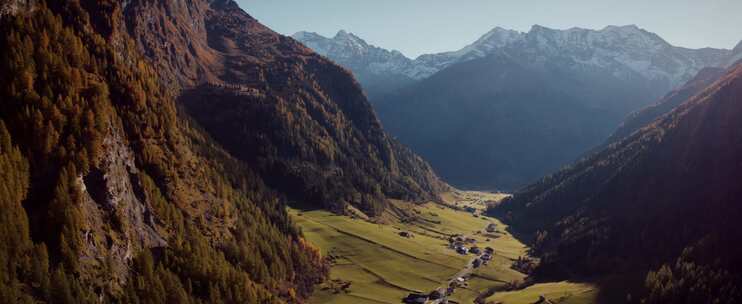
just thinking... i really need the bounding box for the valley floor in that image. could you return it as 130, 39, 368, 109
290, 191, 598, 304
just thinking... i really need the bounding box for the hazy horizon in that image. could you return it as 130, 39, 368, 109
238, 0, 742, 58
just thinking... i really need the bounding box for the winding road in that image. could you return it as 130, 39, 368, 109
425, 232, 485, 304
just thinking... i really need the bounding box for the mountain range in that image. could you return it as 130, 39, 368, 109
295, 26, 742, 190
292, 26, 524, 90
294, 25, 741, 99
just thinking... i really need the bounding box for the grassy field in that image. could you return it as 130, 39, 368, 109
292, 191, 597, 304
441, 190, 511, 214
485, 281, 598, 304
291, 208, 466, 303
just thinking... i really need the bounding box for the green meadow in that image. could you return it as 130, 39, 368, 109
486, 281, 598, 304
291, 192, 597, 304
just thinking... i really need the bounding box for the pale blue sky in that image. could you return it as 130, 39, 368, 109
237, 0, 742, 58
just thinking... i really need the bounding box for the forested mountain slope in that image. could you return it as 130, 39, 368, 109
125, 0, 445, 216
491, 63, 742, 303
0, 0, 444, 302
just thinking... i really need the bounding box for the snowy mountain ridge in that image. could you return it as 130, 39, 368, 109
292, 30, 417, 77
293, 25, 739, 91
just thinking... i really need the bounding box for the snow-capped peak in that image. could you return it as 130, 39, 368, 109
334, 30, 352, 39
450, 26, 524, 59
519, 24, 718, 85
525, 24, 669, 52
334, 30, 360, 43
291, 30, 417, 80
332, 30, 370, 52
408, 26, 525, 78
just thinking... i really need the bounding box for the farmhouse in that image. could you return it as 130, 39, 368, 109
399, 231, 413, 238
403, 293, 427, 304
428, 289, 443, 300
473, 258, 482, 268
450, 240, 465, 249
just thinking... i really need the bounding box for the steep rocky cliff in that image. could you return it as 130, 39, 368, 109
0, 0, 34, 17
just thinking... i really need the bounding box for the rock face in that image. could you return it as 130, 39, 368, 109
0, 0, 33, 17
77, 124, 167, 288
124, 0, 215, 88
492, 63, 742, 302
125, 0, 446, 216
